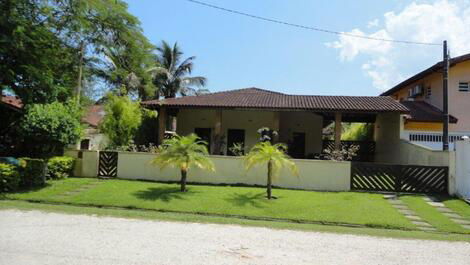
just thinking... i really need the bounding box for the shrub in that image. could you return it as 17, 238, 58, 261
20, 101, 83, 156
100, 94, 142, 148
0, 163, 21, 192
18, 158, 46, 188
47, 156, 75, 180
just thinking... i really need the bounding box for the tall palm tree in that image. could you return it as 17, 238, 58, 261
152, 134, 215, 192
149, 41, 208, 98
245, 142, 298, 199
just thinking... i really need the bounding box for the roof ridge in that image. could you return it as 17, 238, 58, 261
381, 52, 470, 96
204, 87, 285, 95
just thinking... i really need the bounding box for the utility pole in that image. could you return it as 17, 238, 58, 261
442, 40, 450, 151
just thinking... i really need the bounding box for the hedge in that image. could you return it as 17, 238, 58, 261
47, 156, 75, 179
0, 163, 21, 192
18, 158, 46, 188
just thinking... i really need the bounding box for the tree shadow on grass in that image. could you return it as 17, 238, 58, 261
132, 187, 199, 202
224, 192, 269, 208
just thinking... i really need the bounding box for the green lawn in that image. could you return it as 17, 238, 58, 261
400, 195, 470, 234
7, 178, 414, 230
443, 198, 470, 219
2, 200, 469, 242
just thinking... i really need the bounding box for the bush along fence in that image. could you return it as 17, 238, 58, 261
0, 156, 75, 193
65, 149, 455, 194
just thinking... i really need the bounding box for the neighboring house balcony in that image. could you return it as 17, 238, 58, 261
399, 100, 466, 150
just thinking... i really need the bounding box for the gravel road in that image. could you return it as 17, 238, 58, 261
1, 209, 469, 265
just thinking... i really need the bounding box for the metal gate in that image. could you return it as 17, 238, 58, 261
98, 151, 118, 178
351, 162, 448, 194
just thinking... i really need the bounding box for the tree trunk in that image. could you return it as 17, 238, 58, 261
76, 41, 85, 103
180, 169, 187, 192
267, 159, 273, 199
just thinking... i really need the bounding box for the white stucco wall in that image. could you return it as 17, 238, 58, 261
455, 139, 470, 199
176, 108, 323, 156
116, 152, 351, 191
64, 150, 99, 178
397, 140, 451, 167
374, 112, 402, 163
279, 111, 323, 155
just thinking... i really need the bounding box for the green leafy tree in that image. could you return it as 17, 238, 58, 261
245, 142, 298, 199
152, 134, 215, 192
100, 94, 142, 148
0, 0, 155, 104
150, 41, 208, 98
0, 0, 79, 104
20, 101, 83, 156
342, 123, 374, 141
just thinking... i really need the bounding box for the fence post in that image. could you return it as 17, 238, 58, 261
395, 165, 403, 193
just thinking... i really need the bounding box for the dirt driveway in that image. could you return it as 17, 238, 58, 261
1, 209, 469, 265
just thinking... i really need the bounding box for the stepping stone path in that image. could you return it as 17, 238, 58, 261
383, 194, 437, 232
55, 180, 104, 199
424, 195, 470, 230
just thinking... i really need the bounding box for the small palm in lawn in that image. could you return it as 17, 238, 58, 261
152, 134, 215, 192
245, 142, 298, 200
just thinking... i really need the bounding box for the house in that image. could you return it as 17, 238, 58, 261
142, 87, 408, 161
381, 53, 470, 150
77, 105, 108, 150
0, 94, 24, 156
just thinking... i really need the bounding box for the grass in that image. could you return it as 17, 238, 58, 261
443, 198, 470, 219
1, 200, 469, 242
6, 178, 414, 230
400, 195, 470, 234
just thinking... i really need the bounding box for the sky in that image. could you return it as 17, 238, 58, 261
125, 0, 470, 96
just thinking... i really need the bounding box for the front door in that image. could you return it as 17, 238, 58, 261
289, 132, 305, 159
227, 129, 245, 156
194, 128, 212, 153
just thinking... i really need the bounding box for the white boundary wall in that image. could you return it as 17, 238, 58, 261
455, 139, 470, 199
66, 150, 351, 191
397, 140, 451, 167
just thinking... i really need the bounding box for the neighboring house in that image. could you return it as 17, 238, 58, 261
1, 95, 24, 155
1, 95, 23, 128
143, 87, 408, 161
381, 53, 470, 150
77, 105, 108, 150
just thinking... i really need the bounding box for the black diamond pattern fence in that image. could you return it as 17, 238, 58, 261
351, 162, 448, 194
98, 151, 118, 178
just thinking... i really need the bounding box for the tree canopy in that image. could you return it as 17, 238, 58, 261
20, 101, 83, 156
0, 0, 156, 105
150, 41, 208, 98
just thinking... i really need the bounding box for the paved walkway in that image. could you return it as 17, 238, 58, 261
424, 195, 470, 230
1, 209, 470, 265
384, 194, 437, 231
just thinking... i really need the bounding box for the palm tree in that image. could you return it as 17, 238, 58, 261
152, 134, 215, 192
245, 142, 298, 199
149, 41, 208, 98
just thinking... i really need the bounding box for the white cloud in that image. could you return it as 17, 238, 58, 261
367, 19, 379, 28
328, 0, 470, 91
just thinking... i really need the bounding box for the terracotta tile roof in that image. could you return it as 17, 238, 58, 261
401, 101, 457, 123
1, 95, 23, 109
143, 88, 409, 113
381, 53, 470, 96
82, 105, 105, 127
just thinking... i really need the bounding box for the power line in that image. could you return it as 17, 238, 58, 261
182, 0, 442, 46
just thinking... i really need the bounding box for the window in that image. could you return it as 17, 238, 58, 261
459, 82, 469, 92
426, 86, 432, 99
80, 139, 90, 150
